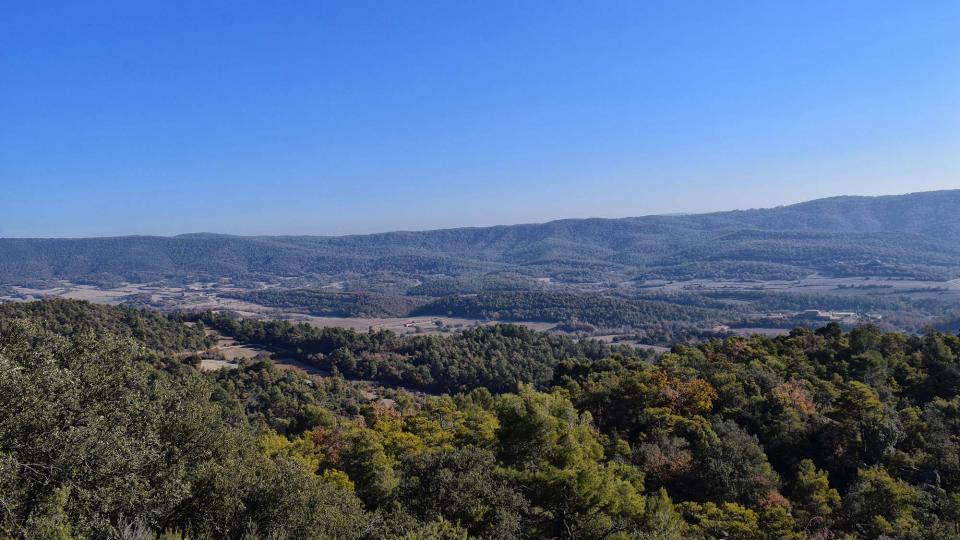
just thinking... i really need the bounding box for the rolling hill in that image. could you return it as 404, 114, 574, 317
2, 190, 959, 285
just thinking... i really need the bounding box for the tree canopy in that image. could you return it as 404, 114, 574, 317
4, 300, 960, 538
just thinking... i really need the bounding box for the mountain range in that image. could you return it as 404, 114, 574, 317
2, 189, 959, 286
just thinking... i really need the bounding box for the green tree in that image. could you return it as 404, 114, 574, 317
340, 426, 399, 506
495, 386, 646, 538
696, 420, 781, 506
400, 446, 526, 539
679, 502, 761, 540
636, 488, 685, 540
790, 459, 840, 531
843, 466, 920, 538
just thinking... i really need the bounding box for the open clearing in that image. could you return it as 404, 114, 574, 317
199, 359, 237, 371
191, 332, 331, 376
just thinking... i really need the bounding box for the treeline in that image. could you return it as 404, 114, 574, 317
631, 288, 960, 334
223, 288, 426, 318
198, 311, 646, 393
227, 289, 728, 344
0, 299, 212, 352
698, 289, 955, 317
413, 291, 726, 343
406, 274, 539, 296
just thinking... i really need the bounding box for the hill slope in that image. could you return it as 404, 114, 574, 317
2, 190, 959, 284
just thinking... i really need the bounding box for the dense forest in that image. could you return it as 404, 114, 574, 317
406, 275, 539, 296
634, 290, 960, 334
223, 289, 426, 318
0, 299, 212, 352
414, 291, 711, 326
413, 291, 728, 343
4, 300, 960, 538
197, 311, 646, 393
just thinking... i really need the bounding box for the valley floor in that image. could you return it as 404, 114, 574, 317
4, 274, 960, 346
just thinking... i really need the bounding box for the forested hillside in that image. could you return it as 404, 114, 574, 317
2, 190, 960, 285
223, 289, 427, 318
4, 300, 960, 538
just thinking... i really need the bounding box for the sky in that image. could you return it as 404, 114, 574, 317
1, 1, 958, 237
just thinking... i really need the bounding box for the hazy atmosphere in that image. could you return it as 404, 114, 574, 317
2, 1, 957, 237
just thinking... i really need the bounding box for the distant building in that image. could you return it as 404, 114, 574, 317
801, 310, 860, 322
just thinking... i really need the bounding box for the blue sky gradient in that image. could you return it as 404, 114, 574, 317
1, 1, 957, 237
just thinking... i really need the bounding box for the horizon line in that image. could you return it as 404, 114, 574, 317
1, 188, 955, 241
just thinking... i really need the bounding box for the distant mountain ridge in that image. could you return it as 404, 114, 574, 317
2, 190, 959, 285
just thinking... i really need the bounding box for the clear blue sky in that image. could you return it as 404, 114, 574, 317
1, 1, 957, 237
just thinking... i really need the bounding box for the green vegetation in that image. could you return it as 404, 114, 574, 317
637, 289, 960, 334
210, 358, 369, 434
0, 320, 368, 539
225, 289, 734, 344
0, 299, 211, 352
5, 191, 960, 344
223, 288, 427, 318
407, 275, 539, 296
224, 287, 960, 344
199, 311, 647, 393
4, 299, 960, 538
414, 291, 726, 343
